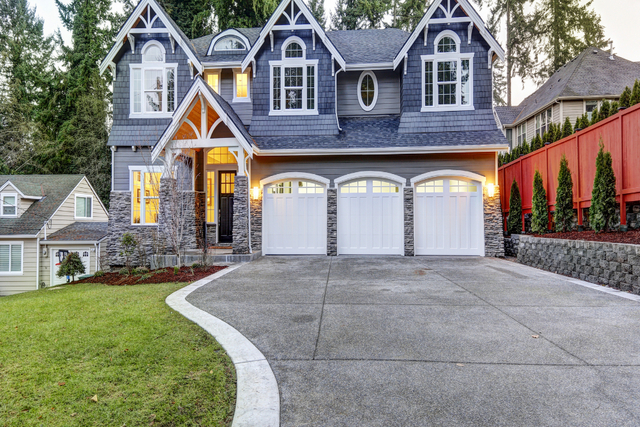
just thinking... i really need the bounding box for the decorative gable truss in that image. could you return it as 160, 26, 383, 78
241, 0, 346, 74
99, 0, 203, 79
392, 0, 505, 72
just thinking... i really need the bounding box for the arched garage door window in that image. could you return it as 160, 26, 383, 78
262, 179, 327, 255
414, 177, 484, 255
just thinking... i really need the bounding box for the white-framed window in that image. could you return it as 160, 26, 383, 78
0, 242, 23, 275
421, 31, 474, 112
1, 193, 17, 217
358, 71, 378, 111
517, 122, 527, 145
269, 36, 318, 116
233, 68, 250, 102
130, 41, 178, 118
585, 100, 599, 120
206, 70, 220, 94
506, 128, 513, 147
75, 194, 93, 219
214, 36, 246, 51
130, 166, 163, 225
536, 107, 553, 136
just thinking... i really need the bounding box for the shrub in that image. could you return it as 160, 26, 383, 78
531, 134, 542, 151
137, 273, 153, 281
56, 252, 86, 282
119, 233, 137, 272
589, 141, 617, 232
610, 100, 619, 112
619, 86, 632, 108
191, 262, 202, 269
133, 267, 149, 275
507, 179, 522, 235
555, 155, 574, 233
599, 99, 611, 120
553, 123, 563, 142
173, 266, 180, 275
562, 117, 573, 138
531, 170, 549, 234
94, 270, 105, 278
630, 79, 640, 106
590, 107, 600, 125
520, 138, 530, 155
119, 267, 130, 276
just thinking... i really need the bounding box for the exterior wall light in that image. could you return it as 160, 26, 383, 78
251, 187, 261, 200
487, 183, 496, 198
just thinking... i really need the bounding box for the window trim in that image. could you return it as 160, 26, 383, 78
421, 50, 474, 112
74, 194, 94, 219
1, 193, 18, 217
232, 68, 251, 103
434, 30, 462, 53
129, 166, 163, 226
584, 100, 600, 120
357, 71, 378, 112
214, 36, 246, 51
281, 36, 307, 58
0, 241, 23, 275
206, 70, 221, 94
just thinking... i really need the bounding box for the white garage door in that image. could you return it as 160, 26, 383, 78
263, 180, 327, 255
338, 179, 403, 255
414, 178, 484, 255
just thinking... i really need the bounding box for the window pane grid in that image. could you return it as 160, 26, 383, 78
2, 196, 16, 216
0, 244, 22, 272
220, 173, 235, 194
437, 61, 457, 105
285, 42, 303, 58
372, 180, 399, 193
207, 147, 235, 164
424, 61, 433, 106
132, 171, 160, 224
267, 182, 292, 194
416, 180, 444, 193
461, 59, 470, 105
437, 37, 457, 53
284, 67, 303, 110
235, 72, 248, 98
207, 172, 215, 223
340, 180, 367, 193
273, 67, 281, 110
307, 66, 315, 110
298, 181, 324, 194
449, 180, 477, 193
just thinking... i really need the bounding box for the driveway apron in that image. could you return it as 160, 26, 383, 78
187, 256, 640, 426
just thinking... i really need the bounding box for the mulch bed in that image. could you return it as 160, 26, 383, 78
74, 265, 227, 286
532, 229, 640, 245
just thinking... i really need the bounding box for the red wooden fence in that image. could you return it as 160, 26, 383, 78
498, 102, 640, 231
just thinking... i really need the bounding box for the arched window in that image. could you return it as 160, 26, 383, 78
215, 36, 246, 51
131, 41, 177, 116
358, 71, 378, 111
270, 37, 317, 114
421, 31, 473, 110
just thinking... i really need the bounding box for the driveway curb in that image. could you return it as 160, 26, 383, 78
166, 264, 280, 427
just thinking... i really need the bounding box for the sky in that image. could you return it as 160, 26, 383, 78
37, 0, 640, 105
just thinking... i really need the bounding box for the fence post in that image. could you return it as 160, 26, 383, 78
619, 115, 627, 230
575, 133, 583, 229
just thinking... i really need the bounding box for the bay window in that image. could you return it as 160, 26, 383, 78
130, 41, 177, 117
422, 31, 474, 111
270, 37, 318, 115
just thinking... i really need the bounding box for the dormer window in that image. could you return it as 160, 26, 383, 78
421, 31, 474, 111
215, 36, 246, 51
270, 37, 318, 115
1, 194, 17, 217
130, 41, 178, 118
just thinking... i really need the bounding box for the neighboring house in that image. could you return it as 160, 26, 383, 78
100, 0, 509, 262
495, 47, 640, 149
0, 175, 108, 296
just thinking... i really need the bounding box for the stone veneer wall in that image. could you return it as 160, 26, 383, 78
158, 178, 198, 252
484, 186, 505, 257
504, 234, 520, 257
517, 235, 640, 293
404, 188, 414, 256
327, 188, 337, 256
250, 195, 262, 252
232, 176, 250, 254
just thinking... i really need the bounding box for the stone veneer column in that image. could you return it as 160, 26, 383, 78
404, 187, 414, 256
327, 188, 337, 256
250, 193, 263, 252
232, 176, 250, 254
484, 185, 505, 257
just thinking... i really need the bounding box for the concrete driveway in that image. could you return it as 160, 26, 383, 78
187, 256, 640, 426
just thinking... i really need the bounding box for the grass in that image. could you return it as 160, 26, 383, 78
0, 282, 236, 426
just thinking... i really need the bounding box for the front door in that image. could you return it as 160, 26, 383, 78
218, 171, 236, 243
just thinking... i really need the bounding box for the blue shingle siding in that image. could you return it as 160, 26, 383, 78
399, 110, 500, 134
109, 33, 193, 147
249, 28, 338, 136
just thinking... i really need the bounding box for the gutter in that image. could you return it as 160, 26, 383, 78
40, 239, 106, 245
253, 144, 509, 156
510, 94, 619, 128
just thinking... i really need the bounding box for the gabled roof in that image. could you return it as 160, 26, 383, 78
191, 28, 262, 63
43, 222, 108, 243
99, 0, 203, 76
0, 175, 85, 236
494, 106, 523, 128
241, 0, 346, 72
393, 0, 505, 70
151, 76, 255, 161
504, 47, 640, 126
327, 28, 410, 67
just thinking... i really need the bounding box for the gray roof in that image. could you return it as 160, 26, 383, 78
253, 115, 508, 150
327, 28, 411, 64
0, 175, 85, 236
505, 47, 640, 125
44, 222, 108, 242
191, 28, 262, 61
494, 106, 523, 127
108, 121, 171, 147
399, 110, 500, 134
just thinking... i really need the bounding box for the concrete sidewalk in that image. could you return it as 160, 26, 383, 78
187, 256, 640, 426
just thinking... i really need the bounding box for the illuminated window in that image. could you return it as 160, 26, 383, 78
416, 180, 444, 193
132, 170, 161, 224
340, 180, 367, 193
207, 72, 220, 93
372, 180, 399, 193
206, 171, 215, 223
220, 173, 235, 194
449, 180, 478, 193
234, 70, 249, 101
267, 182, 292, 194
207, 147, 235, 164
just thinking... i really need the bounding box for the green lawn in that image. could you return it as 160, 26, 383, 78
0, 282, 236, 426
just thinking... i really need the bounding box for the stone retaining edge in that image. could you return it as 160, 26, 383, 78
165, 264, 280, 427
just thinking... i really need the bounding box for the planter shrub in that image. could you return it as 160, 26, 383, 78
589, 142, 617, 232
507, 179, 523, 235
531, 170, 548, 234
555, 155, 574, 232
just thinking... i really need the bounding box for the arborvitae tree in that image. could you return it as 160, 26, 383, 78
553, 122, 563, 141
589, 142, 617, 232
507, 179, 523, 235
574, 116, 581, 132
562, 117, 574, 137
610, 100, 619, 112
599, 99, 611, 120
619, 86, 632, 108
630, 79, 640, 106
531, 170, 549, 234
555, 155, 574, 232
521, 138, 530, 155
580, 113, 590, 130
211, 0, 278, 30
308, 0, 326, 28
590, 106, 600, 125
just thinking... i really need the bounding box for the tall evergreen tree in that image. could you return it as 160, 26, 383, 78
308, 0, 326, 28
561, 118, 573, 138
331, 0, 390, 29
331, 0, 360, 29
589, 142, 617, 232
157, 0, 214, 38
393, 0, 424, 31
507, 179, 523, 235
211, 0, 278, 30
531, 170, 548, 234
555, 155, 574, 232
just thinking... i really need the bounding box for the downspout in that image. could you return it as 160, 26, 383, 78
334, 65, 344, 131
94, 242, 100, 271
36, 235, 40, 290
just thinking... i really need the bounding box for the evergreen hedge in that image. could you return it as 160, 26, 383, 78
507, 179, 523, 235
562, 117, 573, 138
555, 155, 574, 232
531, 170, 548, 234
631, 79, 640, 106
620, 86, 632, 108
589, 142, 617, 232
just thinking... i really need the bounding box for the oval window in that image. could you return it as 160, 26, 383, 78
358, 71, 378, 111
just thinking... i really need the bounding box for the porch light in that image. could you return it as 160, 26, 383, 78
487, 183, 496, 198
251, 187, 261, 200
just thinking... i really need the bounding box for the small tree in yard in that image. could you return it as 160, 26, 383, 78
120, 232, 137, 272
589, 142, 617, 232
562, 117, 573, 138
507, 179, 523, 235
57, 252, 85, 282
531, 170, 548, 234
555, 155, 574, 233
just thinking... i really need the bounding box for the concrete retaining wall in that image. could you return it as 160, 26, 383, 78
517, 235, 640, 294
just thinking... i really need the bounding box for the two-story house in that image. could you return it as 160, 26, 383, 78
495, 46, 640, 149
100, 0, 509, 263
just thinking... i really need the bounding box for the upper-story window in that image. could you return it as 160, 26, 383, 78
270, 37, 318, 116
358, 71, 378, 111
233, 69, 250, 102
421, 31, 474, 112
75, 194, 93, 219
585, 100, 598, 120
215, 36, 246, 51
130, 41, 178, 118
536, 108, 553, 136
517, 122, 527, 145
207, 71, 220, 93
1, 193, 17, 217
